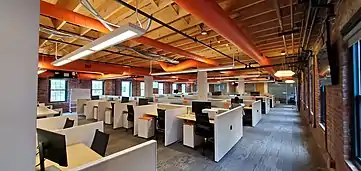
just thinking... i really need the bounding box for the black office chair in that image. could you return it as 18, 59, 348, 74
125, 105, 134, 132
155, 109, 166, 141
91, 129, 109, 157
63, 118, 75, 129
54, 112, 61, 117
37, 116, 47, 119
195, 112, 214, 156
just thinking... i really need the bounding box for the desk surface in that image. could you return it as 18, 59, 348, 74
37, 107, 59, 117
176, 114, 214, 124
244, 106, 252, 110
36, 143, 102, 171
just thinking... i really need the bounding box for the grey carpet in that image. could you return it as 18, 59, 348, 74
79, 105, 325, 171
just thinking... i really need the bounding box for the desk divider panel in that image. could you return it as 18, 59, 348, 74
113, 102, 127, 129
37, 115, 78, 131
164, 107, 187, 146
55, 121, 104, 147
85, 100, 102, 120
252, 101, 262, 126
73, 140, 157, 171
214, 106, 243, 162
134, 105, 157, 135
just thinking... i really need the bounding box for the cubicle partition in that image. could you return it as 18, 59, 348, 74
164, 107, 187, 146
251, 100, 262, 126
73, 140, 157, 171
113, 102, 134, 129
84, 100, 103, 120
77, 99, 90, 115
214, 106, 243, 162
134, 104, 157, 135
55, 121, 104, 147
37, 114, 78, 131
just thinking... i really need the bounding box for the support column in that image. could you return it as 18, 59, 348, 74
197, 71, 208, 100
144, 76, 153, 97
0, 0, 39, 170
226, 83, 232, 93
237, 78, 245, 95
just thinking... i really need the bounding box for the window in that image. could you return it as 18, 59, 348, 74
172, 83, 177, 93
352, 40, 361, 163
122, 81, 132, 97
140, 82, 145, 96
153, 82, 158, 88
215, 84, 221, 91
181, 84, 186, 93
159, 83, 164, 95
91, 80, 104, 96
49, 79, 67, 102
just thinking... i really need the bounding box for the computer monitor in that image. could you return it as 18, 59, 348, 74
192, 101, 211, 114
138, 98, 149, 106
121, 97, 129, 103
173, 90, 179, 94
91, 96, 100, 100
37, 128, 68, 171
146, 97, 154, 102
250, 91, 260, 96
212, 91, 222, 96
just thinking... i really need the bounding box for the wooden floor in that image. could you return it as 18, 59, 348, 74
80, 105, 326, 171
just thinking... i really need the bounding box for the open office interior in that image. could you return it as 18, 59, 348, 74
1, 0, 361, 170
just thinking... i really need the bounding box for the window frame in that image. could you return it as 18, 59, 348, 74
140, 82, 145, 96
49, 79, 68, 103
352, 40, 361, 164
181, 84, 186, 93
91, 80, 104, 97
121, 81, 132, 97
158, 82, 164, 95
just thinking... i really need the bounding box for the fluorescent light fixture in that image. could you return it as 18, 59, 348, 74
285, 80, 295, 83
90, 30, 137, 51
68, 50, 94, 61
280, 51, 286, 55
53, 59, 71, 66
98, 75, 130, 80
201, 31, 208, 35
52, 23, 145, 66
37, 69, 47, 74
274, 70, 295, 77
151, 65, 242, 76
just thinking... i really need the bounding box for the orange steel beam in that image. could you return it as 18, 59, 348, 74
174, 0, 276, 77
40, 1, 217, 72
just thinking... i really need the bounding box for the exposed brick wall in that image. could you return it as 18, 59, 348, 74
186, 83, 192, 92
38, 78, 92, 112
115, 79, 122, 96
132, 80, 140, 96
164, 82, 171, 94
209, 84, 215, 92
298, 1, 361, 170
104, 80, 115, 95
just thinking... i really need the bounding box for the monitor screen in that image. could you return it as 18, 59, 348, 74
250, 91, 260, 96
37, 128, 68, 168
91, 96, 100, 100
173, 90, 179, 94
138, 98, 149, 106
192, 101, 211, 114
121, 97, 129, 103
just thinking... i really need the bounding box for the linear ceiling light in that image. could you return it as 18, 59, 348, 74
151, 65, 243, 76
285, 80, 295, 83
52, 23, 145, 66
37, 69, 47, 74
274, 70, 295, 77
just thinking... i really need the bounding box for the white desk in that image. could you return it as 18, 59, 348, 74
36, 143, 102, 171
176, 113, 215, 124
37, 106, 59, 118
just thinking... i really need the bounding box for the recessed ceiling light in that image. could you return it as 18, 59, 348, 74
280, 51, 286, 55
285, 80, 295, 83
201, 31, 208, 35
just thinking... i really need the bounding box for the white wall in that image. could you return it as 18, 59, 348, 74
0, 0, 39, 170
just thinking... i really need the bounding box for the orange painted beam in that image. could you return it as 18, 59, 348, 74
38, 56, 150, 76
40, 1, 218, 72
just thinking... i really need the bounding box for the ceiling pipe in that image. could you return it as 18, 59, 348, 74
274, 0, 288, 55
114, 0, 246, 65
40, 1, 217, 71
38, 55, 151, 76
174, 0, 276, 77
290, 0, 294, 55
301, 0, 312, 49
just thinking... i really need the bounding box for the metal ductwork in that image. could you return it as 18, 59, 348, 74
174, 0, 276, 77
158, 60, 210, 72
40, 1, 217, 71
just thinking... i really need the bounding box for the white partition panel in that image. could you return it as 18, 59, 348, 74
164, 107, 187, 146
77, 99, 90, 115
98, 101, 111, 121
55, 121, 104, 147
134, 105, 157, 135
72, 140, 157, 171
252, 101, 262, 127
37, 115, 78, 131
214, 106, 243, 162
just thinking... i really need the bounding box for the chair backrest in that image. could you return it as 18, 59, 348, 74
194, 113, 213, 138
63, 118, 75, 129
91, 129, 109, 157
157, 109, 166, 129
127, 105, 134, 122
256, 98, 263, 102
